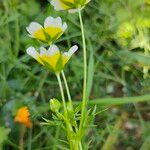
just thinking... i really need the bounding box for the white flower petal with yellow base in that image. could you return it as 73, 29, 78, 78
63, 45, 78, 65
48, 44, 60, 55
50, 0, 91, 12
26, 47, 43, 65
44, 16, 67, 42
26, 22, 45, 41
40, 45, 60, 70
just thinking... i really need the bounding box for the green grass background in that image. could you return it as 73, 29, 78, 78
0, 0, 150, 149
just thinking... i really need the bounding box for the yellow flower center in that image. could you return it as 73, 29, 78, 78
44, 27, 63, 40
40, 52, 60, 70
33, 27, 63, 42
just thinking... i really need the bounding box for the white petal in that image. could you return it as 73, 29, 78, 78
62, 22, 67, 31
44, 16, 64, 29
47, 44, 59, 55
44, 16, 55, 27
63, 45, 78, 57
26, 47, 39, 59
55, 17, 62, 27
68, 45, 78, 55
26, 22, 43, 35
40, 47, 48, 55
50, 0, 63, 11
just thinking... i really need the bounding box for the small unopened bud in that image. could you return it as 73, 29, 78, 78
50, 98, 61, 112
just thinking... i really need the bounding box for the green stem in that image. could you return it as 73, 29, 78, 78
78, 9, 87, 133
27, 128, 32, 150
143, 47, 149, 79
79, 142, 83, 150
56, 74, 74, 148
56, 74, 67, 116
61, 71, 72, 104
19, 125, 26, 150
61, 71, 79, 134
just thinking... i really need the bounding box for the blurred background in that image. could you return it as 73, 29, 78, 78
0, 0, 150, 149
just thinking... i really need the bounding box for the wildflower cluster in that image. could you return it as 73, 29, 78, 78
24, 0, 92, 149
26, 16, 78, 74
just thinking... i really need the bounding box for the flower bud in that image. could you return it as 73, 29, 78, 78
50, 98, 61, 112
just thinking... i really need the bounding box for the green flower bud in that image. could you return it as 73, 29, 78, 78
50, 98, 61, 112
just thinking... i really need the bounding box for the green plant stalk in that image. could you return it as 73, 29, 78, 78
27, 128, 32, 150
56, 74, 80, 149
143, 47, 149, 79
19, 125, 26, 150
61, 71, 72, 106
61, 70, 81, 142
56, 74, 67, 115
78, 9, 87, 135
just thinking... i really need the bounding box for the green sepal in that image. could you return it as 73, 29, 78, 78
51, 32, 63, 44
41, 59, 55, 73
74, 0, 81, 6
55, 54, 63, 73
41, 117, 56, 126
60, 0, 76, 8
43, 30, 52, 43
80, 0, 87, 5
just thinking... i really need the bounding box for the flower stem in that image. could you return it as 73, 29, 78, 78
78, 9, 87, 133
143, 47, 149, 79
56, 74, 76, 149
61, 71, 72, 105
56, 74, 67, 116
19, 125, 26, 150
61, 70, 79, 134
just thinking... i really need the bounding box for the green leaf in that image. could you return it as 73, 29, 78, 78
41, 117, 56, 126
0, 127, 10, 149
118, 50, 150, 66
87, 94, 150, 106
87, 46, 95, 100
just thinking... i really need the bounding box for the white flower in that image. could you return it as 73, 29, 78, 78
50, 0, 91, 13
26, 16, 67, 43
26, 45, 78, 73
